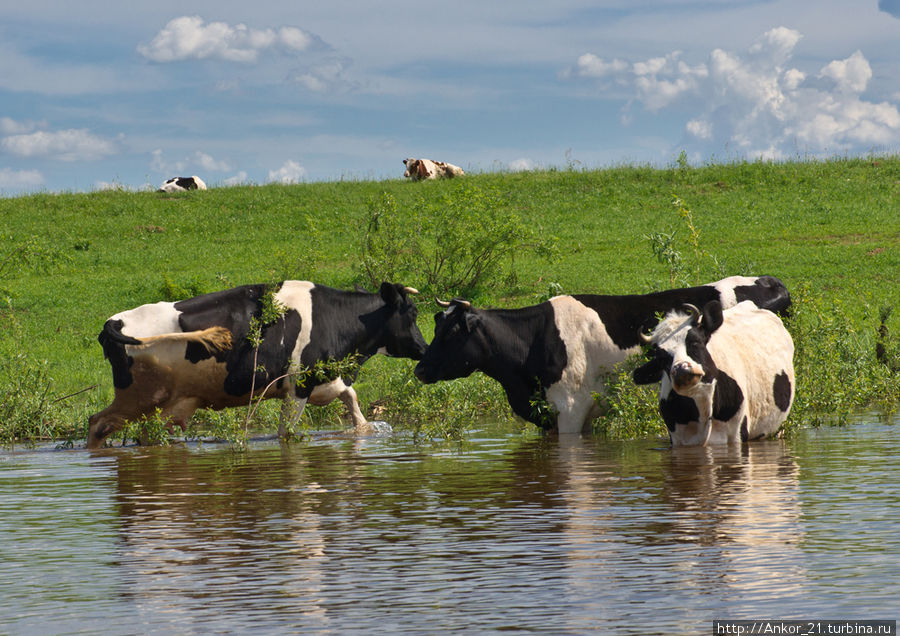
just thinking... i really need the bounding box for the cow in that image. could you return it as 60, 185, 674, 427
632, 300, 795, 446
158, 176, 207, 192
413, 276, 791, 434
87, 281, 427, 449
402, 158, 465, 181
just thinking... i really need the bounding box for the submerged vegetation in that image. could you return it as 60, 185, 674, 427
3, 156, 900, 446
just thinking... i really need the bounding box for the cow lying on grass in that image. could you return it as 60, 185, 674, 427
413, 276, 791, 434
88, 281, 427, 448
158, 176, 207, 192
402, 158, 465, 180
633, 300, 795, 446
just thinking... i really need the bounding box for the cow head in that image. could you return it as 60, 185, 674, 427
413, 299, 485, 383
402, 158, 415, 178
712, 275, 791, 315
634, 301, 724, 393
402, 158, 431, 180
373, 282, 428, 360
633, 301, 727, 444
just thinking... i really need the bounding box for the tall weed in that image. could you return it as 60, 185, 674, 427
784, 282, 900, 427
359, 185, 557, 299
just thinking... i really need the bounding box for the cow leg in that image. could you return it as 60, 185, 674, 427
338, 385, 369, 433
555, 395, 597, 435
154, 399, 201, 441
307, 378, 368, 432
87, 411, 126, 449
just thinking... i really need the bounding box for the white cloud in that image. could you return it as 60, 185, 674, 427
566, 27, 900, 158
508, 158, 535, 172
567, 53, 629, 79
223, 171, 249, 186
634, 53, 708, 111
0, 167, 44, 189
95, 180, 130, 192
290, 58, 354, 93
686, 119, 713, 140
195, 151, 231, 172
819, 50, 871, 93
151, 149, 231, 174
747, 26, 803, 67
1, 129, 118, 161
0, 117, 46, 135
564, 51, 707, 111
138, 16, 317, 63
267, 160, 306, 184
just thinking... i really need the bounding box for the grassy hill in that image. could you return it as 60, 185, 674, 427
3, 156, 900, 444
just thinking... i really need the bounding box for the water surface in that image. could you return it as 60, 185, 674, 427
1, 420, 898, 634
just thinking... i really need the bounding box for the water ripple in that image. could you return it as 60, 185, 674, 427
1, 422, 898, 634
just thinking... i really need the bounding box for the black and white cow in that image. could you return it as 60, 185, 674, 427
88, 281, 427, 448
158, 176, 207, 192
632, 300, 795, 446
413, 276, 790, 434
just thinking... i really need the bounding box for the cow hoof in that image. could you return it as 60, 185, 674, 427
354, 420, 393, 436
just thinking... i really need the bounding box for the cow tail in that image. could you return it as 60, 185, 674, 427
134, 326, 233, 354
98, 319, 142, 348
98, 320, 141, 389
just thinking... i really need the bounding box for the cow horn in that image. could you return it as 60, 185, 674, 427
435, 298, 451, 308
403, 286, 419, 295
638, 327, 653, 344
682, 303, 701, 324
457, 299, 471, 309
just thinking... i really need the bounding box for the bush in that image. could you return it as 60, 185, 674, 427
591, 356, 667, 440
0, 351, 60, 445
357, 359, 514, 441
784, 283, 900, 428
359, 185, 557, 299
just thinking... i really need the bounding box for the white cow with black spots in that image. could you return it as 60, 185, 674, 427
414, 276, 792, 435
158, 176, 207, 192
633, 300, 795, 446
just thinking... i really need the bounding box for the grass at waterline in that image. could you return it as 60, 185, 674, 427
3, 156, 900, 446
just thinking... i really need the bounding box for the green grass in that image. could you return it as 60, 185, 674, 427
3, 156, 900, 445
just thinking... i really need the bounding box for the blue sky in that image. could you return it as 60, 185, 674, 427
2, 0, 900, 195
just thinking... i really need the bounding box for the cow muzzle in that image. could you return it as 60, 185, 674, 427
671, 361, 703, 392
413, 362, 433, 384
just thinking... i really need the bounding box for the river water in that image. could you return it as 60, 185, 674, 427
1, 419, 898, 635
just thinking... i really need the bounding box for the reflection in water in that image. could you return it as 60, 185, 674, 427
1, 422, 898, 634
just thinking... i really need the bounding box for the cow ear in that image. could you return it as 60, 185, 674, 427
379, 282, 401, 305
633, 359, 663, 385
403, 158, 408, 165
701, 301, 724, 335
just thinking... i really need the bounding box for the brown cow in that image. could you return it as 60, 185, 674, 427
88, 281, 427, 448
402, 158, 464, 180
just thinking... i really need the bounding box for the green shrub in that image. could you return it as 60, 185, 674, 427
0, 351, 60, 445
592, 357, 667, 440
357, 360, 514, 441
784, 283, 900, 428
359, 184, 557, 299
159, 274, 208, 301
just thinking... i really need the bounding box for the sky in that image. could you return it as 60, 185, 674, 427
2, 0, 900, 195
